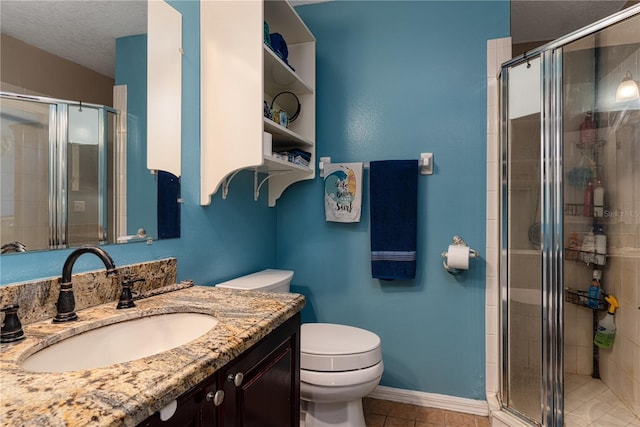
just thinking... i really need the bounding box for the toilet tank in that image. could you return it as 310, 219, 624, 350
215, 269, 294, 293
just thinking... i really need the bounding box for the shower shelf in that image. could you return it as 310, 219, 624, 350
564, 203, 608, 217
564, 203, 587, 216
565, 248, 607, 265
565, 288, 606, 311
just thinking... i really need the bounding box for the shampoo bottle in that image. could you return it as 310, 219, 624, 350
580, 111, 596, 146
588, 269, 602, 309
594, 224, 607, 265
594, 295, 619, 349
583, 178, 594, 217
593, 176, 604, 217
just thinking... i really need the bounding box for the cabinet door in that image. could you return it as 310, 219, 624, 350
139, 373, 219, 427
220, 314, 300, 427
200, 0, 264, 205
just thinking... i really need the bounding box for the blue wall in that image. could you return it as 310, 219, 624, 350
0, 0, 277, 287
280, 1, 509, 399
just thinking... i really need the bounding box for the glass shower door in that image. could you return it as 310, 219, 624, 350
0, 97, 53, 252
561, 11, 640, 426
500, 6, 640, 427
501, 57, 544, 425
1, 94, 120, 251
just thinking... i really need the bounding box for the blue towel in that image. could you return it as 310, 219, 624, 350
157, 171, 181, 239
369, 160, 418, 280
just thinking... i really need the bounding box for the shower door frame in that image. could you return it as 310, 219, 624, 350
0, 92, 120, 249
499, 4, 640, 426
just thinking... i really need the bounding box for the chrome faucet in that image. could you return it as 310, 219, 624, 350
53, 245, 118, 323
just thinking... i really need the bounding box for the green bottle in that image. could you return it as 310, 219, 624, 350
594, 295, 619, 349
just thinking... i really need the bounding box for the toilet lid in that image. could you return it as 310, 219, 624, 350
301, 323, 382, 372
215, 269, 293, 291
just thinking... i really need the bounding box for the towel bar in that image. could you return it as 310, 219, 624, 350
318, 153, 433, 177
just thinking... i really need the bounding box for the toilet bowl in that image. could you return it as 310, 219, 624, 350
216, 269, 384, 427
300, 323, 383, 427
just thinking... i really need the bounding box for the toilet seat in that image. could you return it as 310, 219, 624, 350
301, 323, 382, 372
301, 361, 384, 387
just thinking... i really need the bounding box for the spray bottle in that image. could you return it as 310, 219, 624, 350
594, 294, 619, 349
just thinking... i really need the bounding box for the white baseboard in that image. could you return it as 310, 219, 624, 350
368, 385, 490, 416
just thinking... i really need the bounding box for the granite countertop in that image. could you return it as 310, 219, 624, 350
0, 286, 305, 426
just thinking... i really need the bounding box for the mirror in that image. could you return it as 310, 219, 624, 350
0, 0, 181, 254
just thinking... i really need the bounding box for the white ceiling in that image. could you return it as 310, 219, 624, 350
0, 0, 632, 79
0, 0, 146, 78
511, 0, 628, 44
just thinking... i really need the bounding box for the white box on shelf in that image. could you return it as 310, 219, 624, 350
263, 132, 273, 156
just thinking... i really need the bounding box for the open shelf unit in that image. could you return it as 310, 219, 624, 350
200, 0, 315, 206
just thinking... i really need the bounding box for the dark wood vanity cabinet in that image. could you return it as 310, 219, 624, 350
219, 313, 300, 427
140, 313, 300, 427
139, 374, 218, 427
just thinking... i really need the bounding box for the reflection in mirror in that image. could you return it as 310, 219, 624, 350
1, 93, 120, 251
0, 0, 181, 254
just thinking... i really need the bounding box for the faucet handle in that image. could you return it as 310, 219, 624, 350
116, 276, 145, 309
1, 304, 25, 343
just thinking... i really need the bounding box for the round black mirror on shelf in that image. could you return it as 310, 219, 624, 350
271, 91, 300, 123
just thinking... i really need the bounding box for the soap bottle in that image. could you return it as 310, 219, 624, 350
593, 176, 604, 217
583, 178, 594, 217
594, 224, 607, 265
587, 269, 602, 309
580, 111, 596, 146
594, 294, 619, 349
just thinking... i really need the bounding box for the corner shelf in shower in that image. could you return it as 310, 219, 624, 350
565, 248, 607, 266
565, 288, 607, 311
564, 204, 609, 218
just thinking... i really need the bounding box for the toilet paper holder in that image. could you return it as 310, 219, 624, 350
441, 235, 479, 275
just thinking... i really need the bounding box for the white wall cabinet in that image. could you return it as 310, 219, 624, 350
147, 0, 182, 178
200, 0, 315, 206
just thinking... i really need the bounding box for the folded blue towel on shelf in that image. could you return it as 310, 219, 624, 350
369, 160, 418, 280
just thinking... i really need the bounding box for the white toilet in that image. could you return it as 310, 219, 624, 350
216, 269, 384, 427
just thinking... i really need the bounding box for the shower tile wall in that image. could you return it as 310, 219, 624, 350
601, 256, 640, 418
597, 114, 640, 418
486, 37, 512, 402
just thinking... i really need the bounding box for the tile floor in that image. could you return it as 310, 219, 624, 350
362, 397, 490, 427
302, 377, 640, 427
564, 374, 640, 427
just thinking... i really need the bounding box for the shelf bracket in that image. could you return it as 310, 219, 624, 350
254, 168, 287, 202
222, 170, 243, 200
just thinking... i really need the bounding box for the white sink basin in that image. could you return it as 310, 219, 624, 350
21, 312, 219, 373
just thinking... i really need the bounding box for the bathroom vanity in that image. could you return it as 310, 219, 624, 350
140, 313, 300, 426
0, 285, 304, 426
